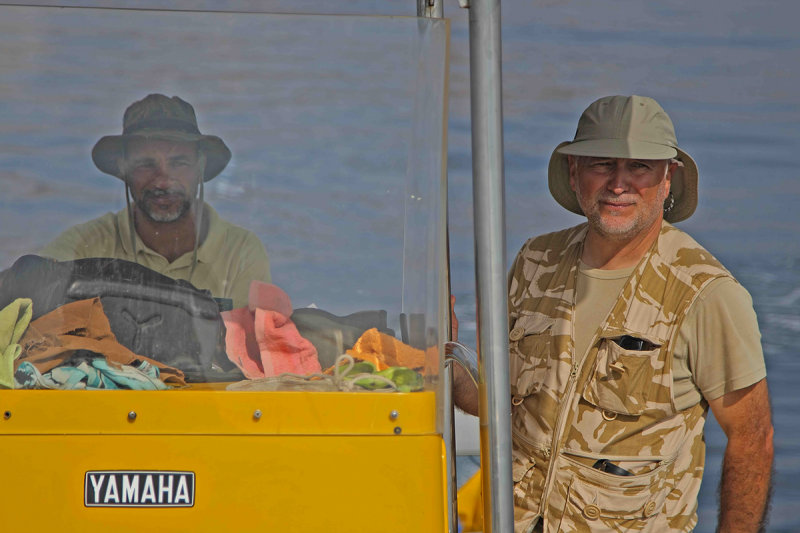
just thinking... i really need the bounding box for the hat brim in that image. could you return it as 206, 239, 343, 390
92, 131, 231, 182
548, 141, 698, 223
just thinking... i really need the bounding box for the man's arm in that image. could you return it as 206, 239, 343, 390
708, 378, 774, 533
452, 362, 479, 416
449, 295, 479, 416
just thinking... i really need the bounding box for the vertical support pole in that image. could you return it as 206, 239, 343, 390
468, 0, 513, 532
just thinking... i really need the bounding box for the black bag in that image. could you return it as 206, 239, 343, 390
291, 307, 395, 370
0, 255, 239, 381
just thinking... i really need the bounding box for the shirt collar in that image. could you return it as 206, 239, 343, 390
116, 203, 219, 265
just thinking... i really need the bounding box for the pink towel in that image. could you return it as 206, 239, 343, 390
248, 280, 293, 317
222, 282, 321, 379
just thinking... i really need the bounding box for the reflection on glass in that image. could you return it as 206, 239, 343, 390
0, 6, 448, 391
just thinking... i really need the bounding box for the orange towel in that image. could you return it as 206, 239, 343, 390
222, 282, 321, 379
346, 328, 426, 371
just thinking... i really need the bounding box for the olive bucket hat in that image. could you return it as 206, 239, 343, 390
92, 94, 231, 182
548, 95, 698, 222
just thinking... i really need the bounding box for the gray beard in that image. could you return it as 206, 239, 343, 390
137, 188, 192, 223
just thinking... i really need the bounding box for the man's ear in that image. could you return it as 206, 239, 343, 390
665, 159, 678, 195
196, 151, 207, 180
116, 157, 128, 179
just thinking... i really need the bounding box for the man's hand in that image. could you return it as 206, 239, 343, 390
449, 295, 478, 416
709, 378, 774, 533
449, 294, 459, 342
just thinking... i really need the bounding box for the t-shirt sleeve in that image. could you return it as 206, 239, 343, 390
681, 277, 766, 402
36, 213, 118, 261
38, 226, 93, 260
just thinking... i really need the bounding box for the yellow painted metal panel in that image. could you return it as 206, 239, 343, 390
0, 389, 436, 436
0, 434, 446, 532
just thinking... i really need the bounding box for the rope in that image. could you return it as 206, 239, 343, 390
125, 183, 139, 263
279, 354, 398, 392
188, 178, 203, 282
227, 354, 398, 392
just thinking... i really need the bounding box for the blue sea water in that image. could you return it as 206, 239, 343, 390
1, 1, 798, 531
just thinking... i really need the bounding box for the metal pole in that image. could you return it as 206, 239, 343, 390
468, 0, 513, 532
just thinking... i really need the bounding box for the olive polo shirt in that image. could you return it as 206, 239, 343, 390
38, 203, 270, 309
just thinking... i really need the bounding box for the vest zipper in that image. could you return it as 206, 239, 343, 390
538, 299, 602, 520
539, 358, 582, 516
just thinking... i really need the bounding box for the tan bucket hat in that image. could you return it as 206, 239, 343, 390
548, 95, 698, 222
92, 94, 231, 182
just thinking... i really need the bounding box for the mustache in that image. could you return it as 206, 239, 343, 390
140, 188, 188, 200
598, 194, 637, 204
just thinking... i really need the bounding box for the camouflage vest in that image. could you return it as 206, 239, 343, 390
508, 222, 733, 533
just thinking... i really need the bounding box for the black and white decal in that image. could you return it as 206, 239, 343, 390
84, 471, 195, 507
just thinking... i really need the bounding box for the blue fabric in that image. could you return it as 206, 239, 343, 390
15, 357, 167, 390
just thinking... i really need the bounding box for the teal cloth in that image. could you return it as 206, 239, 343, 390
15, 357, 167, 391
0, 298, 33, 389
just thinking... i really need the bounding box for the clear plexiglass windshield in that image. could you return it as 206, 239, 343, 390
0, 5, 449, 392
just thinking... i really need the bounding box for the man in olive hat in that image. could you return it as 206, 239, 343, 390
39, 94, 270, 309
454, 95, 772, 532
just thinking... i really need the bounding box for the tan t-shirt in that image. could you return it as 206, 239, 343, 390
575, 260, 766, 410
38, 204, 270, 309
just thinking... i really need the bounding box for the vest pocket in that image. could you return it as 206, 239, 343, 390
554, 455, 669, 533
583, 336, 672, 417
509, 315, 554, 400
512, 447, 537, 503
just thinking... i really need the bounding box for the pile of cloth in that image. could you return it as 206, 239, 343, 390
1, 297, 184, 390
222, 281, 426, 392
1, 271, 429, 393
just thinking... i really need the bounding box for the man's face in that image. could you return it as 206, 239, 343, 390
569, 156, 676, 241
123, 138, 203, 223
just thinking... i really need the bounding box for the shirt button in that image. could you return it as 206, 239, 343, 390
643, 500, 657, 517
509, 327, 524, 341
583, 504, 601, 520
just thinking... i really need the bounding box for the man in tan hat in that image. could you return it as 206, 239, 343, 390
454, 95, 772, 532
39, 94, 270, 309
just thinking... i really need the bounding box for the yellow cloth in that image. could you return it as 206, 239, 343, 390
0, 298, 33, 388
457, 468, 483, 533
38, 203, 270, 309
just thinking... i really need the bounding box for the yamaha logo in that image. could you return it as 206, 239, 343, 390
84, 471, 195, 507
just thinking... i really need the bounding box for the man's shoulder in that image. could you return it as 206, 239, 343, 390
203, 205, 268, 263
516, 223, 587, 260
508, 224, 586, 287
209, 209, 262, 245
657, 223, 735, 284
65, 211, 121, 233
38, 210, 122, 260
